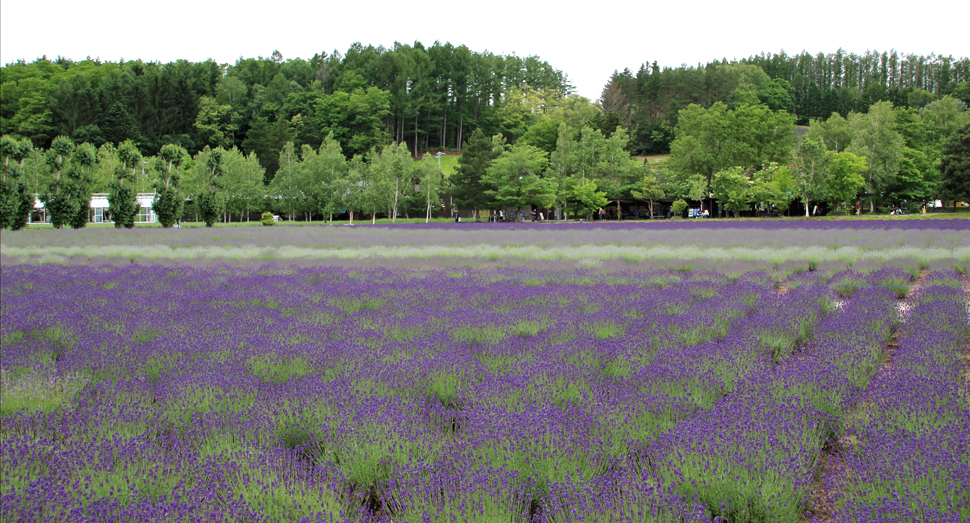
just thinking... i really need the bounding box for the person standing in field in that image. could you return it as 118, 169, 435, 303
856, 200, 861, 216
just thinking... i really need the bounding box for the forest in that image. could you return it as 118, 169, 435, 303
605, 49, 970, 154
1, 44, 969, 228
0, 43, 570, 169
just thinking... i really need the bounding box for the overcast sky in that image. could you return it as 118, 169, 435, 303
2, 0, 967, 101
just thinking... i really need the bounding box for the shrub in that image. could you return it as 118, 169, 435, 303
261, 212, 275, 226
197, 192, 222, 227
671, 199, 687, 216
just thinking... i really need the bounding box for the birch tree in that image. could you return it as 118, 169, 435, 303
847, 101, 905, 212
793, 137, 831, 216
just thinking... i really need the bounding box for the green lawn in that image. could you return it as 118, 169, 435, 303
436, 152, 461, 176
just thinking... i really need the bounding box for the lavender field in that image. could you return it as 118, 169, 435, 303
1, 221, 969, 523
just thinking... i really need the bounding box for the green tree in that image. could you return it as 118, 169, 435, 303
1, 66, 60, 144
907, 89, 937, 109
451, 129, 502, 217
792, 137, 831, 217
670, 199, 687, 217
750, 164, 786, 217
495, 87, 563, 142
215, 76, 247, 147
72, 125, 105, 148
594, 127, 643, 211
805, 113, 852, 153
268, 141, 302, 221
938, 122, 970, 206
0, 136, 34, 230
483, 143, 552, 216
152, 144, 187, 227
573, 126, 603, 183
687, 174, 709, 212
950, 82, 970, 106
667, 102, 794, 187
415, 154, 443, 222
91, 143, 118, 192
67, 143, 96, 228
711, 166, 751, 218
108, 140, 141, 228
341, 155, 368, 225
757, 78, 795, 114
194, 96, 233, 149
42, 136, 77, 229
920, 95, 969, 148
770, 163, 798, 215
222, 148, 265, 222
885, 147, 936, 205
50, 75, 101, 139
102, 102, 139, 146
358, 151, 391, 224
826, 152, 867, 211
847, 101, 905, 212
9, 180, 34, 230
545, 94, 600, 132
315, 87, 391, 158
300, 133, 347, 223
518, 118, 564, 154
369, 142, 414, 223
546, 124, 579, 219
630, 171, 665, 218
197, 148, 225, 227
242, 119, 294, 181
731, 102, 795, 167
892, 107, 928, 151
565, 177, 608, 220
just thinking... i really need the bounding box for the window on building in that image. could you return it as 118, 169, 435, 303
136, 206, 155, 223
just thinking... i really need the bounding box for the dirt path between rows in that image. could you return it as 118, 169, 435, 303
962, 275, 970, 393
802, 269, 928, 522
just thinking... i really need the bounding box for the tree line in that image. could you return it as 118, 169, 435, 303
602, 49, 970, 154
3, 46, 968, 227
2, 95, 967, 230
0, 132, 448, 229
654, 93, 968, 216
1, 42, 570, 181
0, 120, 635, 229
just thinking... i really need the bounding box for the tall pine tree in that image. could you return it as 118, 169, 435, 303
42, 136, 77, 229
152, 144, 187, 227
939, 122, 970, 206
197, 148, 225, 227
0, 136, 34, 230
451, 128, 500, 219
108, 140, 141, 228
67, 143, 96, 228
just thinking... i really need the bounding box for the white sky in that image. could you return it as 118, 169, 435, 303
2, 0, 968, 102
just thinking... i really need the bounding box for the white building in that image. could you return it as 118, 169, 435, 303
31, 193, 157, 224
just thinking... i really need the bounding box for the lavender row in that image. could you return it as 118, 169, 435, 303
631, 268, 907, 523
833, 270, 970, 522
